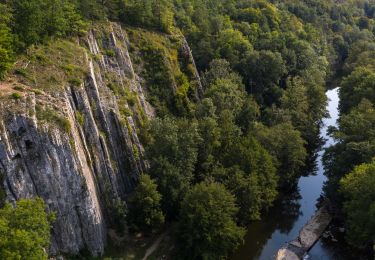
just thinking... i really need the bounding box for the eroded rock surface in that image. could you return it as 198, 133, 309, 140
0, 22, 199, 256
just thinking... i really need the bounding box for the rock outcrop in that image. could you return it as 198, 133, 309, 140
0, 22, 200, 256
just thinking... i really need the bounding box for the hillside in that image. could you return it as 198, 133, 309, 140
0, 0, 374, 259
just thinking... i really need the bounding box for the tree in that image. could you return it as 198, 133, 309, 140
202, 59, 243, 87
12, 0, 45, 48
324, 99, 375, 200
120, 0, 174, 32
205, 78, 246, 116
0, 3, 14, 79
128, 175, 164, 231
340, 160, 375, 248
223, 136, 279, 221
146, 117, 200, 217
241, 50, 286, 105
217, 28, 253, 67
0, 198, 54, 259
223, 166, 263, 223
177, 182, 245, 259
340, 67, 375, 114
253, 122, 307, 188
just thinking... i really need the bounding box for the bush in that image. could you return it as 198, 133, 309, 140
104, 49, 116, 57
11, 92, 21, 100
68, 78, 82, 87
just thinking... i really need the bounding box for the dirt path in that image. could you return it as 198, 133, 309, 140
141, 231, 168, 260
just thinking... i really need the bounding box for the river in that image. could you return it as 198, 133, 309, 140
231, 88, 340, 260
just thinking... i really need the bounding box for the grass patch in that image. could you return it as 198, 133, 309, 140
75, 111, 84, 126
14, 68, 28, 77
11, 93, 22, 100
36, 105, 71, 132
104, 49, 116, 57
13, 85, 25, 91
68, 78, 82, 87
13, 40, 89, 92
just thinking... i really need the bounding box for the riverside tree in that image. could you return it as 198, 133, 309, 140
177, 182, 245, 259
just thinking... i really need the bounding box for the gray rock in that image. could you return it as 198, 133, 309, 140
0, 22, 169, 256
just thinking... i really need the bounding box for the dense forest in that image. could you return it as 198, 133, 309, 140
0, 0, 374, 259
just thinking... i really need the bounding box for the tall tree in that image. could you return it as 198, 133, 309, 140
177, 182, 245, 259
0, 3, 13, 78
128, 175, 164, 231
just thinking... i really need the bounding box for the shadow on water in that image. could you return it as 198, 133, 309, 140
231, 88, 341, 260
232, 190, 303, 260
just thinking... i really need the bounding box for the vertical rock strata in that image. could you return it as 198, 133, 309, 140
0, 22, 192, 256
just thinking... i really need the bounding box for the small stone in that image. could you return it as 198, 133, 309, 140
339, 227, 345, 233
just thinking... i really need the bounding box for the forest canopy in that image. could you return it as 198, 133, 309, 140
0, 0, 375, 258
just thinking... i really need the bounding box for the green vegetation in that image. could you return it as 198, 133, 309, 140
11, 93, 21, 100
120, 0, 174, 33
75, 111, 84, 126
127, 174, 164, 231
36, 105, 71, 132
14, 40, 88, 92
0, 0, 374, 258
127, 28, 195, 116
340, 161, 375, 249
0, 198, 54, 260
147, 117, 200, 217
0, 4, 14, 79
177, 182, 245, 260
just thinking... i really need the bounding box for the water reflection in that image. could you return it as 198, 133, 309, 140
231, 88, 340, 260
233, 194, 301, 258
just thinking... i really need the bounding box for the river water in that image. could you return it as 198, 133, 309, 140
231, 88, 340, 260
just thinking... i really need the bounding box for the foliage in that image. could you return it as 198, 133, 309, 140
340, 67, 375, 114
177, 182, 245, 260
127, 29, 195, 115
2, 0, 375, 255
340, 160, 375, 248
36, 105, 71, 132
11, 0, 86, 49
128, 175, 164, 231
221, 136, 279, 222
0, 198, 54, 260
146, 117, 200, 217
0, 4, 14, 79
14, 40, 88, 92
120, 0, 174, 33
253, 122, 307, 188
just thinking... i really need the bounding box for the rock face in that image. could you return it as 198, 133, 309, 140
0, 22, 199, 256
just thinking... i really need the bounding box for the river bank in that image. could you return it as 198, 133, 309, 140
275, 201, 332, 259
231, 88, 340, 260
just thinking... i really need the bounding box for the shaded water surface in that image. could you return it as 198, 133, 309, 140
231, 88, 340, 260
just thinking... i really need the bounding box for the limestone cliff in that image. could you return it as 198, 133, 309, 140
0, 22, 201, 256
